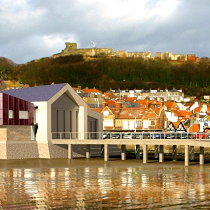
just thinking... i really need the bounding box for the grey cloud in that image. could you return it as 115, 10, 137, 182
1, 0, 210, 63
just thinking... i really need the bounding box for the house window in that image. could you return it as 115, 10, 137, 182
136, 120, 142, 127
19, 111, 29, 119
149, 119, 155, 126
9, 110, 13, 119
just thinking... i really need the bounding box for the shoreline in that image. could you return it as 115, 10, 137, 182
0, 153, 210, 169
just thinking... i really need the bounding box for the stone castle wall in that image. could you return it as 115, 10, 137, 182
52, 42, 198, 62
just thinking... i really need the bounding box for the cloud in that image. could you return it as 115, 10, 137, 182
0, 0, 210, 63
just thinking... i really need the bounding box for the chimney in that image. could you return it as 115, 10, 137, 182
146, 98, 149, 109
115, 101, 122, 111
160, 98, 164, 108
102, 101, 108, 109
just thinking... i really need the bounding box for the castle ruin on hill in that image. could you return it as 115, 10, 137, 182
52, 42, 198, 62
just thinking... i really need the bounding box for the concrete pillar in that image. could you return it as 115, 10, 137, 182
190, 146, 194, 160
101, 145, 104, 158
71, 111, 77, 139
200, 146, 204, 165
172, 145, 177, 161
121, 145, 126, 160
68, 144, 73, 159
185, 145, 189, 166
143, 145, 148, 163
86, 145, 91, 159
136, 145, 140, 159
154, 145, 159, 158
104, 144, 109, 161
31, 125, 36, 140
159, 145, 164, 163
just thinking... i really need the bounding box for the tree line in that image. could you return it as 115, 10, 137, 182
1, 55, 210, 98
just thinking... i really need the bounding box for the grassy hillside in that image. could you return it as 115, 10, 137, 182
2, 55, 210, 98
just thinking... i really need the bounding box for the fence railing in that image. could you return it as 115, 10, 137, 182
51, 132, 210, 140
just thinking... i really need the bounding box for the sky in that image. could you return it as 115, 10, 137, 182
1, 0, 210, 64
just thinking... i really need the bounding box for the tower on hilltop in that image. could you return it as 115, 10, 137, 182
65, 42, 77, 50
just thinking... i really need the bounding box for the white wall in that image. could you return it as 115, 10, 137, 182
33, 101, 49, 142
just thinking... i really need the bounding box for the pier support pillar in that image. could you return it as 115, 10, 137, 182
86, 145, 91, 159
121, 145, 126, 160
154, 145, 159, 158
190, 146, 194, 160
172, 145, 177, 161
200, 146, 204, 165
143, 145, 148, 163
136, 145, 140, 159
68, 144, 73, 159
104, 144, 109, 161
159, 145, 164, 163
101, 145, 104, 158
185, 145, 189, 166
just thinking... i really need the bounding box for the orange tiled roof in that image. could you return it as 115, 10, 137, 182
117, 108, 146, 119
165, 101, 178, 109
125, 97, 137, 102
136, 99, 147, 104
194, 107, 201, 113
149, 100, 161, 105
188, 124, 200, 133
82, 88, 102, 93
105, 99, 116, 106
184, 102, 194, 107
102, 93, 111, 98
173, 110, 184, 117
91, 108, 103, 113
150, 107, 162, 115
179, 110, 190, 117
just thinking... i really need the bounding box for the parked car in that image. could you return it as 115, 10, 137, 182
122, 133, 134, 139
134, 133, 150, 139
165, 132, 177, 139
103, 133, 110, 139
177, 133, 193, 139
150, 133, 165, 139
110, 133, 121, 139
193, 132, 209, 139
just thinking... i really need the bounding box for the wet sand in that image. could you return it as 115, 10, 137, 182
0, 153, 209, 169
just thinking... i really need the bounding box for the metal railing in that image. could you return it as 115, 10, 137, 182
51, 132, 210, 140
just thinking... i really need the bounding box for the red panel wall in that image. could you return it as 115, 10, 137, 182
0, 93, 34, 125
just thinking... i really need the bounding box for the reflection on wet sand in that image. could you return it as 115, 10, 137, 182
0, 158, 210, 209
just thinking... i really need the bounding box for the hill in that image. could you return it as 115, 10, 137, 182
1, 55, 210, 99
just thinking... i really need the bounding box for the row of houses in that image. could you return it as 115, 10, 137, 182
78, 87, 210, 133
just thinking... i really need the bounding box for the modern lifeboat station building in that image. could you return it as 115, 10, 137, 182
0, 83, 103, 159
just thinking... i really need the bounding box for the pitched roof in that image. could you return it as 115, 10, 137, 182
194, 107, 201, 113
188, 124, 200, 132
117, 108, 146, 119
105, 99, 116, 106
0, 83, 68, 102
179, 110, 190, 117
165, 101, 178, 109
